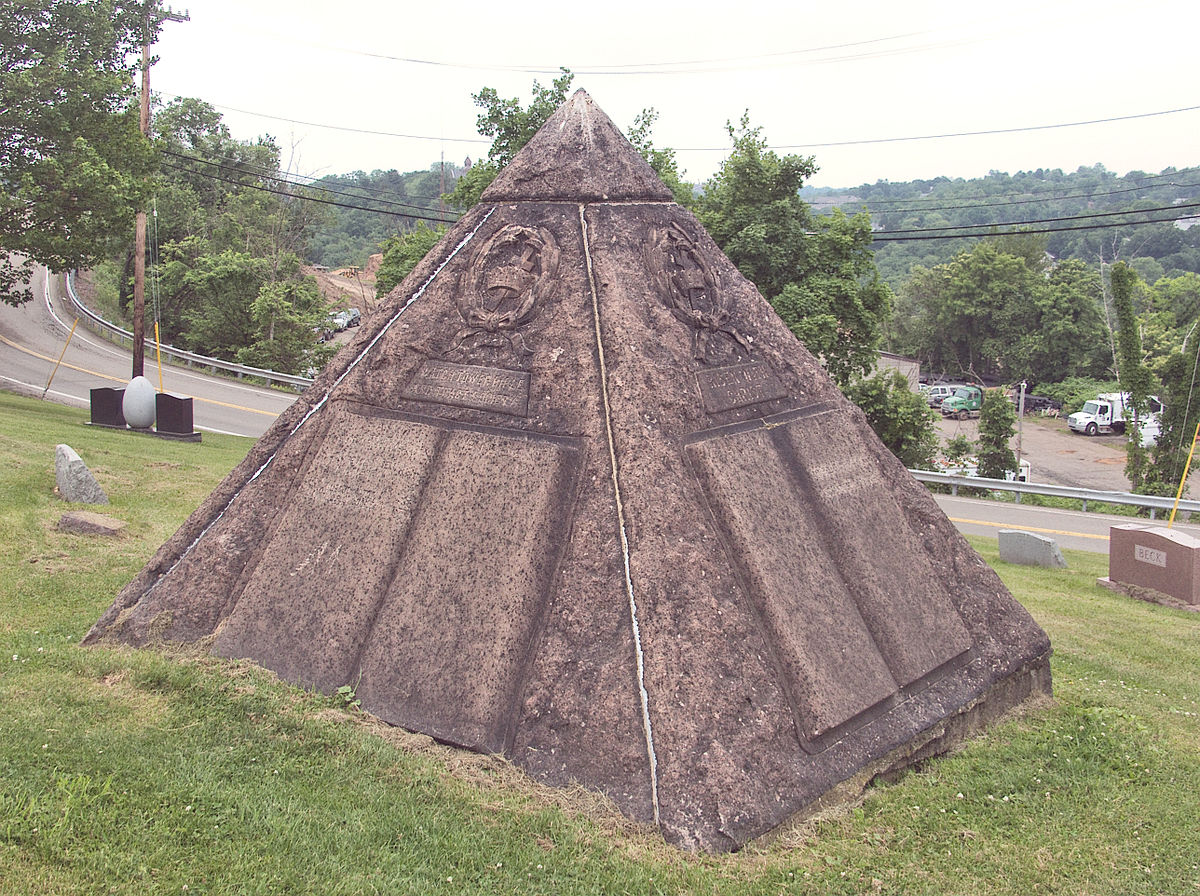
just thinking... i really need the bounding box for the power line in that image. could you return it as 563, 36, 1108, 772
335, 30, 965, 76
156, 135, 1200, 243
875, 199, 1200, 237
826, 169, 1200, 215
872, 209, 1200, 243
164, 129, 1200, 229
159, 148, 457, 218
161, 152, 1200, 246
681, 104, 1200, 153
156, 157, 460, 225
169, 96, 489, 146
164, 90, 1200, 157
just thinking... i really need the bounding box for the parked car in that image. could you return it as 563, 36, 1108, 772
925, 384, 959, 408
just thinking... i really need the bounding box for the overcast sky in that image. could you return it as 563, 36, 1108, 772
149, 0, 1198, 190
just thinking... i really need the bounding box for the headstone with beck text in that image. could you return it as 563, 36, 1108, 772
1108, 524, 1200, 608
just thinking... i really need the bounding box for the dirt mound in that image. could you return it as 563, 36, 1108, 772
305, 264, 376, 314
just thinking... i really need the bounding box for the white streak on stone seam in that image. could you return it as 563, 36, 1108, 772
140, 208, 498, 599
579, 203, 661, 825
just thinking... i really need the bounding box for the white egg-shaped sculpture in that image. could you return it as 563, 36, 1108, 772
122, 376, 157, 429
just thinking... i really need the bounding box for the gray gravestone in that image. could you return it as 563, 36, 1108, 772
54, 444, 108, 504
999, 529, 1067, 568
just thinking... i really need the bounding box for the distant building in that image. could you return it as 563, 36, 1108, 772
878, 351, 920, 387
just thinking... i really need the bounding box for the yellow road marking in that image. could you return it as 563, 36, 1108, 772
946, 516, 1108, 541
0, 331, 279, 417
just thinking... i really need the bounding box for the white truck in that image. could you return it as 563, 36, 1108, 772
1067, 392, 1163, 440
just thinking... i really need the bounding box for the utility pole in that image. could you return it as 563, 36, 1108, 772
133, 4, 189, 379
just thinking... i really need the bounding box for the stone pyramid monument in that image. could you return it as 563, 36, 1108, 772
87, 90, 1052, 852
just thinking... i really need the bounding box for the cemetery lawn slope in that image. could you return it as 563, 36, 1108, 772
0, 390, 1197, 895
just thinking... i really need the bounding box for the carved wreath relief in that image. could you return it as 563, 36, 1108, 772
399, 223, 560, 418
645, 223, 749, 365
645, 223, 786, 414
450, 224, 560, 360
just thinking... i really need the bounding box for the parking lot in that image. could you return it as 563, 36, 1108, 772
933, 412, 1136, 491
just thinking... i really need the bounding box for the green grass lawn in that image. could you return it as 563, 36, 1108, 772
1, 389, 1197, 895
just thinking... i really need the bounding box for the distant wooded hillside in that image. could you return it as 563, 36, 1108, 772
306, 164, 464, 269
803, 164, 1200, 288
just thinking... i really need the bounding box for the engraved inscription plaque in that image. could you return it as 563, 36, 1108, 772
402, 360, 531, 417
696, 362, 787, 414
1135, 544, 1168, 567
685, 409, 974, 749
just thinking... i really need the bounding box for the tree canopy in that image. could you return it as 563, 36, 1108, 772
976, 389, 1018, 480
843, 370, 938, 469
894, 238, 1107, 387
446, 69, 576, 211
1, 0, 160, 305
696, 115, 891, 387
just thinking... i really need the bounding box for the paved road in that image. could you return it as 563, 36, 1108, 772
932, 492, 1200, 554
0, 267, 296, 438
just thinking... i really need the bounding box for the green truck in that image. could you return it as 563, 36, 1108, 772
940, 385, 984, 420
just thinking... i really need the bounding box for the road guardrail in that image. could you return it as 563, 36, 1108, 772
64, 272, 314, 390
909, 469, 1200, 520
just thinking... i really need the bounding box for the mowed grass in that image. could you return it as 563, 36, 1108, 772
0, 388, 1197, 896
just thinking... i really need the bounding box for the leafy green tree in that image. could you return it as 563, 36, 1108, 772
625, 108, 692, 207
108, 97, 335, 366
976, 389, 1017, 480
1144, 350, 1200, 497
1156, 272, 1200, 329
897, 240, 1107, 387
944, 434, 975, 466
306, 166, 460, 269
1112, 262, 1155, 489
899, 242, 1036, 382
697, 115, 891, 387
238, 277, 333, 375
1, 0, 160, 305
159, 249, 268, 360
375, 223, 448, 298
843, 371, 938, 469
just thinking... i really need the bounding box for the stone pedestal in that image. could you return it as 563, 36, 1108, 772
1108, 524, 1200, 608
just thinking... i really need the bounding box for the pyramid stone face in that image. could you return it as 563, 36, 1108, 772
87, 90, 1052, 852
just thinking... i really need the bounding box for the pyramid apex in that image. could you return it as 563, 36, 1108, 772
481, 90, 674, 203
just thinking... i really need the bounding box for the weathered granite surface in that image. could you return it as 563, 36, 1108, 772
999, 529, 1068, 568
55, 444, 108, 504
86, 91, 1053, 852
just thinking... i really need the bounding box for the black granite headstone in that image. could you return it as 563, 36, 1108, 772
89, 388, 126, 428
155, 393, 200, 442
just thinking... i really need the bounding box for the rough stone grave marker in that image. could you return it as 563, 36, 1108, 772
999, 529, 1067, 568
55, 444, 108, 504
